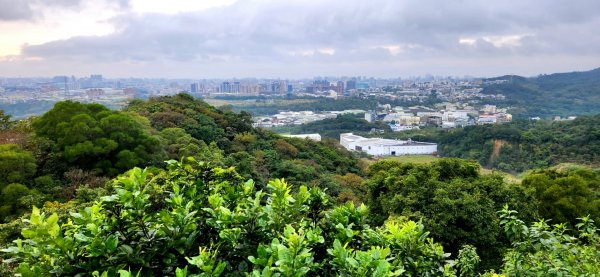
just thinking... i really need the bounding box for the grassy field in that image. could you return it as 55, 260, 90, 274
363, 155, 521, 183
379, 155, 440, 164
361, 155, 439, 167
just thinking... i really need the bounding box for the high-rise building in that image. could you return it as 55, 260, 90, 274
220, 82, 231, 93
346, 79, 356, 90
232, 81, 241, 93
336, 81, 345, 95
90, 74, 103, 82
278, 80, 287, 94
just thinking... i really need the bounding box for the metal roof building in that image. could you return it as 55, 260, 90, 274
340, 133, 437, 156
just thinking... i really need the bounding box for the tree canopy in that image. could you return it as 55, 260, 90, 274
366, 158, 537, 270
2, 160, 463, 276
437, 115, 600, 172
522, 165, 600, 228
0, 144, 36, 188
32, 101, 166, 176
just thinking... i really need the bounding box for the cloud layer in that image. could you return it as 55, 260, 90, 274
2, 0, 600, 77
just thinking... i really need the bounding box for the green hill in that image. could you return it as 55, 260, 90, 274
483, 67, 600, 118
437, 115, 600, 172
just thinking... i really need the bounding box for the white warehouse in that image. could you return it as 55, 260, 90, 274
340, 133, 437, 156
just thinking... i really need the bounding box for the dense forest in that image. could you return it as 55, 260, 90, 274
0, 94, 361, 223
1, 94, 600, 276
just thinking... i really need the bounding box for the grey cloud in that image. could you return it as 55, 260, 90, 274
0, 0, 129, 21
0, 0, 34, 21
10, 0, 600, 77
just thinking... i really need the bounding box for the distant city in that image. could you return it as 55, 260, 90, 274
0, 74, 505, 109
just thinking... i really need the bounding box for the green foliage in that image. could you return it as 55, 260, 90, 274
438, 115, 600, 172
482, 68, 600, 118
328, 239, 399, 277
2, 160, 457, 276
0, 110, 13, 130
158, 127, 226, 164
32, 101, 166, 176
126, 93, 252, 144
0, 144, 36, 187
456, 245, 480, 277
249, 225, 323, 276
498, 206, 600, 275
366, 158, 537, 271
522, 166, 600, 228
125, 94, 360, 188
0, 184, 42, 223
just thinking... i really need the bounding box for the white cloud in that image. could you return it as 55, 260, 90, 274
459, 34, 531, 48
130, 0, 237, 14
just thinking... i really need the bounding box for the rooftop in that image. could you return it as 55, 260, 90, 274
341, 133, 436, 146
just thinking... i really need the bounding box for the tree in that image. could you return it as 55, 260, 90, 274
125, 94, 229, 144
366, 158, 537, 271
2, 160, 462, 276
0, 144, 36, 188
334, 173, 366, 204
32, 101, 166, 176
0, 110, 13, 131
0, 183, 41, 222
159, 128, 204, 160
521, 165, 600, 228
497, 206, 600, 275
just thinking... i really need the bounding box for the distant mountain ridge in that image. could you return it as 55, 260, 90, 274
482, 67, 600, 118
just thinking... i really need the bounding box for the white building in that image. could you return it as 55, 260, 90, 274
340, 133, 437, 156
478, 115, 497, 124
442, 111, 469, 121
483, 105, 497, 113
364, 111, 377, 123
389, 124, 420, 132
281, 133, 322, 141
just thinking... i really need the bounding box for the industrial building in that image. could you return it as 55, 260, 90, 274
340, 133, 437, 156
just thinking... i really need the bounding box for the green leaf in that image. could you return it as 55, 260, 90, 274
106, 235, 119, 253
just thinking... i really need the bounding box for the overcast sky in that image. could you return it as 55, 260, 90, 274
0, 0, 599, 78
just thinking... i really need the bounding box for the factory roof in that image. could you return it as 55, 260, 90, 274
341, 133, 436, 146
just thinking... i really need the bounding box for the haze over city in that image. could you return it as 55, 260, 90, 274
1, 0, 599, 78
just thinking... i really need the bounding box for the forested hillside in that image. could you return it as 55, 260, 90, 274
1, 95, 600, 276
483, 67, 600, 118
2, 159, 600, 276
0, 94, 360, 223
437, 115, 600, 172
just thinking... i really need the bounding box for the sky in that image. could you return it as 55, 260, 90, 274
0, 0, 599, 78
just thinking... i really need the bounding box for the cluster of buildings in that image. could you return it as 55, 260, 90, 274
0, 75, 193, 106
1, 86, 134, 109
1, 74, 509, 109
340, 133, 437, 156
365, 104, 512, 131
209, 80, 292, 95
253, 109, 365, 128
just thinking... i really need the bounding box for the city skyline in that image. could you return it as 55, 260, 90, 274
1, 0, 599, 78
